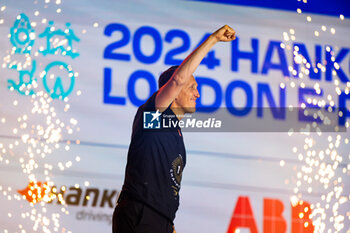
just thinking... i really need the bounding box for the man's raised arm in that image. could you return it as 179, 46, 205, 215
155, 25, 236, 112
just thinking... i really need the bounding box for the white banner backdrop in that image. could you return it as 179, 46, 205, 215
0, 0, 349, 232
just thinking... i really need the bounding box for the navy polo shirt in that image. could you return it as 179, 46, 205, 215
122, 91, 186, 222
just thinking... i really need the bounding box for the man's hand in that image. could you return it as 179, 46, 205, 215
212, 25, 236, 42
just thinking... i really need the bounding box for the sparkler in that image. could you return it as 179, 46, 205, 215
0, 1, 84, 232
280, 2, 349, 232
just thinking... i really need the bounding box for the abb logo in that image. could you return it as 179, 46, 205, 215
227, 196, 314, 233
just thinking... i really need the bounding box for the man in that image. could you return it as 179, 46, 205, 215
112, 25, 236, 233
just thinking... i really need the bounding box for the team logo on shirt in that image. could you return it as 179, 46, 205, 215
170, 154, 184, 197
143, 110, 161, 129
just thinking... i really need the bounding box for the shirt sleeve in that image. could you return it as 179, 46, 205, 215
143, 91, 158, 112
143, 91, 172, 113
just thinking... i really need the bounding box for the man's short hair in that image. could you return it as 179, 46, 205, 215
158, 65, 179, 89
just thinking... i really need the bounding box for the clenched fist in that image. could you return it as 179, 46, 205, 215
212, 25, 236, 42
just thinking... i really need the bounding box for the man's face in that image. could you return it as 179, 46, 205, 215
174, 75, 200, 113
